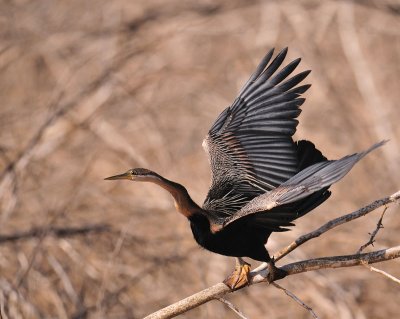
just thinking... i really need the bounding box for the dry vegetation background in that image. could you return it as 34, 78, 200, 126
0, 0, 400, 318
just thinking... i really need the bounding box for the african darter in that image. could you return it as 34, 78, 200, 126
105, 48, 384, 289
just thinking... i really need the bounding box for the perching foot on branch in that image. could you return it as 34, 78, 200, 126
223, 257, 251, 290
267, 258, 287, 283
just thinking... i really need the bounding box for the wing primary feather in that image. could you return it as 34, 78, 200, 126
277, 70, 311, 92
239, 48, 275, 96
246, 58, 302, 101
257, 47, 288, 83
291, 84, 311, 95
242, 48, 288, 100
268, 58, 301, 86
248, 91, 304, 109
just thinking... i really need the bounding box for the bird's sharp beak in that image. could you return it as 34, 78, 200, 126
104, 172, 132, 181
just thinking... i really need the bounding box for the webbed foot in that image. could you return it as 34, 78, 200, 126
223, 258, 251, 291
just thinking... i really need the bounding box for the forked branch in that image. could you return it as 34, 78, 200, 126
145, 190, 400, 319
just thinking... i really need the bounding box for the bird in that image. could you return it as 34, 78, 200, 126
105, 48, 385, 290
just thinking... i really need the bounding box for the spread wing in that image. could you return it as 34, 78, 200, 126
202, 48, 311, 223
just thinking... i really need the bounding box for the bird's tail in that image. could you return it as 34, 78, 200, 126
276, 140, 387, 204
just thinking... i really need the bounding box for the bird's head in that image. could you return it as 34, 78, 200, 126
104, 168, 158, 182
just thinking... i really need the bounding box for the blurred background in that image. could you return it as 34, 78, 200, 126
0, 0, 399, 318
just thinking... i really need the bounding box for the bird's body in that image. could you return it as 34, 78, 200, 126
190, 213, 271, 262
106, 48, 384, 288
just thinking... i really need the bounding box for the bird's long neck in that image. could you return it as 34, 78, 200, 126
149, 174, 204, 218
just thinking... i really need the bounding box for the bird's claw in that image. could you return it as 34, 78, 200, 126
266, 258, 287, 283
223, 261, 251, 291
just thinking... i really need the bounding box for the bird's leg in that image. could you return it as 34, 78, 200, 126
266, 257, 287, 283
223, 257, 251, 291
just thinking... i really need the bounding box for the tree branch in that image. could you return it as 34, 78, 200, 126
144, 283, 229, 319
145, 246, 400, 319
144, 190, 400, 319
363, 264, 400, 284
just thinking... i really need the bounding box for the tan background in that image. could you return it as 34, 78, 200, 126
0, 0, 399, 318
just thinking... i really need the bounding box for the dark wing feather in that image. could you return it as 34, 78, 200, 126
249, 189, 331, 232
202, 48, 311, 223
222, 141, 385, 227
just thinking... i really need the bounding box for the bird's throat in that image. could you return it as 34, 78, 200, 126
174, 198, 195, 218
151, 174, 203, 218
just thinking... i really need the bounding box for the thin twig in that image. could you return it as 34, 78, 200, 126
271, 282, 319, 319
357, 206, 387, 253
217, 298, 249, 319
363, 264, 400, 285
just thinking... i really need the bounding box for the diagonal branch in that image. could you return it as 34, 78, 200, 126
363, 264, 400, 285
144, 283, 229, 319
217, 297, 249, 319
271, 282, 319, 319
145, 246, 400, 319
